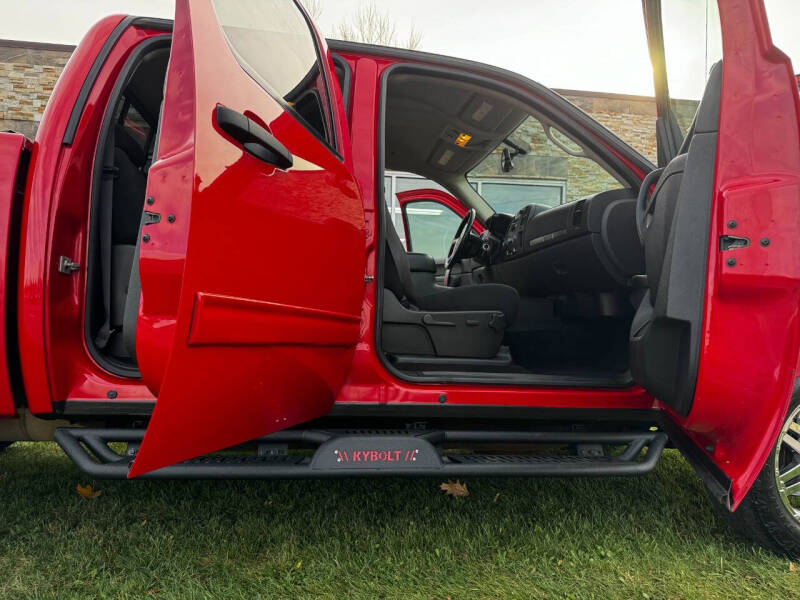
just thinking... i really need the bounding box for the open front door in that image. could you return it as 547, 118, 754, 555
128, 0, 365, 477
632, 0, 800, 507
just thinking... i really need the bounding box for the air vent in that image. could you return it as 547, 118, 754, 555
572, 199, 586, 226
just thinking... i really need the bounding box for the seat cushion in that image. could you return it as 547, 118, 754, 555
415, 283, 520, 325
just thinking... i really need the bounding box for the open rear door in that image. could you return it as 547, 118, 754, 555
632, 0, 800, 508
128, 0, 365, 477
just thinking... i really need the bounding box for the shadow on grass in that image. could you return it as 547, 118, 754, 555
0, 443, 794, 599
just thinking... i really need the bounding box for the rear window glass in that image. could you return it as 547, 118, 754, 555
211, 0, 334, 147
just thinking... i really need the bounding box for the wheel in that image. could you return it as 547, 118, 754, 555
726, 391, 800, 556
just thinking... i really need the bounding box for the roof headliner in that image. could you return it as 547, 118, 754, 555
385, 72, 528, 185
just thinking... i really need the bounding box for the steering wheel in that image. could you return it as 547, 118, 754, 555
635, 167, 665, 244
445, 208, 476, 272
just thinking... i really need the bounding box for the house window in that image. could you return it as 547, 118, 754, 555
468, 179, 565, 214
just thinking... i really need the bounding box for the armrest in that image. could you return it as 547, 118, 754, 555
407, 252, 437, 273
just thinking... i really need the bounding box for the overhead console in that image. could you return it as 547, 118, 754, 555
477, 188, 644, 297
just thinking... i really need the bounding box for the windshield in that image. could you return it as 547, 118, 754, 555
467, 115, 625, 215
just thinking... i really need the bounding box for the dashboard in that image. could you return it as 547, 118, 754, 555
475, 188, 644, 297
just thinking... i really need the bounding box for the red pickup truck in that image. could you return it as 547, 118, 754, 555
1, 0, 800, 556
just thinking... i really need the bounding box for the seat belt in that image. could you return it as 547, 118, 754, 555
94, 131, 117, 348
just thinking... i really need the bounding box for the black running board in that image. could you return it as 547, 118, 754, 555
54, 428, 668, 480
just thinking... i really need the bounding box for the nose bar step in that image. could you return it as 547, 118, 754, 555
54, 427, 668, 480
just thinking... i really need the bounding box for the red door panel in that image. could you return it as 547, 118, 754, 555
129, 0, 364, 477
670, 0, 800, 507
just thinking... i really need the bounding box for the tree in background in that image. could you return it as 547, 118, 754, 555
301, 0, 324, 21
336, 2, 422, 50
301, 0, 422, 50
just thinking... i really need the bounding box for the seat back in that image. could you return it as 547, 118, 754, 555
629, 61, 722, 415
382, 199, 418, 304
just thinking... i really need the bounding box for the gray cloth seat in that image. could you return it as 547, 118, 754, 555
110, 126, 147, 331
383, 201, 519, 325
95, 125, 147, 357
412, 281, 519, 325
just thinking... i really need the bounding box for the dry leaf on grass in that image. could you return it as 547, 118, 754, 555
439, 480, 469, 497
76, 483, 102, 499
790, 562, 797, 573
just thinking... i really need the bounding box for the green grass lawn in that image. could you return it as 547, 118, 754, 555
0, 443, 798, 599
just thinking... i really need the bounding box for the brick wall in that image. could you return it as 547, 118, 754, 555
0, 40, 73, 138
560, 90, 699, 165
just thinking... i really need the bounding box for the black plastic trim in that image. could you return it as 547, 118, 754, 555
4, 144, 30, 409
658, 413, 732, 510
331, 53, 353, 118
59, 400, 661, 425
61, 400, 155, 417
292, 0, 339, 155
63, 16, 132, 145
130, 17, 173, 32
328, 403, 660, 423
62, 17, 174, 146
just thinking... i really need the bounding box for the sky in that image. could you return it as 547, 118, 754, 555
0, 0, 798, 98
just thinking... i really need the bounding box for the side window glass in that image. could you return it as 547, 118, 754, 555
211, 0, 335, 147
404, 200, 463, 259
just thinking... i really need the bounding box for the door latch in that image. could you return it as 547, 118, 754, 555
57, 256, 80, 275
143, 211, 161, 225
719, 235, 750, 251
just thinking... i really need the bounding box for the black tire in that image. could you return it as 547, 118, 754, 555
724, 391, 800, 557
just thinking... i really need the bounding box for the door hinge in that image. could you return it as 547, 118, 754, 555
719, 235, 750, 251
58, 256, 81, 275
